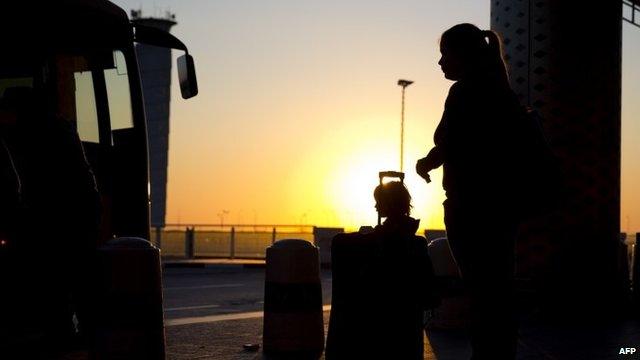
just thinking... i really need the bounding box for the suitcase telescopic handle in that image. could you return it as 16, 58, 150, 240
378, 171, 405, 185
377, 171, 405, 226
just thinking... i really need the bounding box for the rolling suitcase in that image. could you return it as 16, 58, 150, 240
326, 170, 438, 359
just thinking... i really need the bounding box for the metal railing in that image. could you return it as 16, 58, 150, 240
151, 224, 315, 259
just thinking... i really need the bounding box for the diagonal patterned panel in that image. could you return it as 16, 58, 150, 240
492, 0, 530, 104
492, 1, 623, 312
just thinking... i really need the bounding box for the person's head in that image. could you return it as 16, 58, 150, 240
438, 23, 508, 82
374, 181, 412, 218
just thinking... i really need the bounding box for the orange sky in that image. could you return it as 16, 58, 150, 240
113, 0, 640, 233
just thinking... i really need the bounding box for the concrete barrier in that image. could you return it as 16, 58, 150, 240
427, 237, 460, 278
263, 239, 323, 358
425, 237, 468, 330
312, 227, 343, 268
634, 233, 640, 314
94, 237, 165, 359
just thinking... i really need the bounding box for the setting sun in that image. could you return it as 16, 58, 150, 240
328, 148, 397, 229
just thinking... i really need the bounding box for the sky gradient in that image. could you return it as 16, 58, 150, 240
112, 0, 640, 233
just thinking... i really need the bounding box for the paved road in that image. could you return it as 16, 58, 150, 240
162, 266, 333, 321
160, 265, 640, 360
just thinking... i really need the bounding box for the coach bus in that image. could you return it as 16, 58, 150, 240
0, 1, 197, 358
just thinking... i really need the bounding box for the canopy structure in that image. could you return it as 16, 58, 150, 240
624, 0, 640, 28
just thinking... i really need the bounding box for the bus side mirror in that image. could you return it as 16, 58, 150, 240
177, 54, 198, 99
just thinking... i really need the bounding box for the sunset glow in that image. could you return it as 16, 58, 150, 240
110, 0, 640, 234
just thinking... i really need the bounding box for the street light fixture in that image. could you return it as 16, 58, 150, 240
397, 79, 414, 172
217, 210, 229, 227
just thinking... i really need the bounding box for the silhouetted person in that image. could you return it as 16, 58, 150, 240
326, 181, 439, 360
0, 61, 100, 357
416, 23, 527, 360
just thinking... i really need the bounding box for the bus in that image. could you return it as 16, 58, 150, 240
0, 1, 197, 358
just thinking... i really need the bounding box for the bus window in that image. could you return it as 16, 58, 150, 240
0, 76, 34, 132
0, 77, 33, 97
104, 50, 133, 131
74, 71, 100, 143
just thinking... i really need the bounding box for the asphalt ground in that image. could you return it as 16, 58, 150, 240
162, 266, 332, 321
161, 263, 640, 360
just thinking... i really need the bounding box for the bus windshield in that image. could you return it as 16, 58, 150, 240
0, 48, 135, 147
0, 46, 147, 245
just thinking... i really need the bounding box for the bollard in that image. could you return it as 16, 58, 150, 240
230, 227, 235, 259
185, 227, 195, 259
427, 237, 460, 278
263, 239, 324, 358
631, 233, 640, 318
425, 237, 468, 330
617, 234, 631, 300
93, 237, 165, 360
312, 227, 345, 268
155, 226, 163, 249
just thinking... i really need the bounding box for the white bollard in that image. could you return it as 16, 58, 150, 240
427, 237, 460, 278
263, 239, 324, 358
94, 237, 165, 359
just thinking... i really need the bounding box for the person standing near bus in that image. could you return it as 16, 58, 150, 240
0, 58, 101, 356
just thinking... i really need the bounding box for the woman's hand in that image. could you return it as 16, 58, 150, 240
416, 157, 432, 183
416, 146, 444, 183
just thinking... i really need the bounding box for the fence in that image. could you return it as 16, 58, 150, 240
149, 226, 638, 278
151, 224, 315, 259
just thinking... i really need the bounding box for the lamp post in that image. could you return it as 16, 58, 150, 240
397, 79, 413, 172
217, 210, 229, 227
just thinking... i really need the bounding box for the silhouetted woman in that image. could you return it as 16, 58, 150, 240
416, 23, 524, 359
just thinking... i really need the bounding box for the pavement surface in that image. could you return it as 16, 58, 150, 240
162, 263, 331, 320
165, 309, 640, 360
161, 259, 640, 360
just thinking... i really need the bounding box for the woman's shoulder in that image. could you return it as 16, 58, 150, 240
445, 80, 480, 103
446, 81, 465, 98
444, 82, 475, 112
447, 78, 515, 107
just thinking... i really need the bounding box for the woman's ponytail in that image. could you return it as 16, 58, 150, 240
483, 29, 509, 82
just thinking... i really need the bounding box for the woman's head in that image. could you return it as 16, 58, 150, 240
374, 181, 412, 218
438, 23, 508, 82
